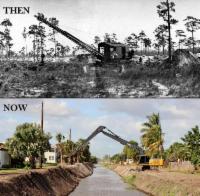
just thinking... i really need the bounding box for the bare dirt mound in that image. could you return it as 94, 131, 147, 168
172, 49, 200, 67
0, 163, 93, 196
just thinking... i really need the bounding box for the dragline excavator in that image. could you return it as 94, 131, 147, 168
64, 126, 164, 170
35, 13, 131, 63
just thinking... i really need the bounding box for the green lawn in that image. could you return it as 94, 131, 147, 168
0, 168, 27, 174
0, 164, 58, 175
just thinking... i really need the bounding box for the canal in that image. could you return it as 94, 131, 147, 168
70, 165, 146, 196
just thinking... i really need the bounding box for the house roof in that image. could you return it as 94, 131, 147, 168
0, 143, 7, 151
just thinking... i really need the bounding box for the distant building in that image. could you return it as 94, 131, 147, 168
44, 146, 57, 164
0, 143, 11, 168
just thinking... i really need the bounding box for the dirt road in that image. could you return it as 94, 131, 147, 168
70, 165, 146, 196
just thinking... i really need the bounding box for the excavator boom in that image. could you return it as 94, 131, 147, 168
65, 126, 143, 158
34, 13, 103, 60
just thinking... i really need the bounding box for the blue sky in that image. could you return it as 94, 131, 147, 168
1, 0, 200, 52
1, 99, 200, 158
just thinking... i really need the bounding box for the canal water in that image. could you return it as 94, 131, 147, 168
70, 165, 146, 196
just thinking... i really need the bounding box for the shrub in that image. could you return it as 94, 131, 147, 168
1, 164, 11, 169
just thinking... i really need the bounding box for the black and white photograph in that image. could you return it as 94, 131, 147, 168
1, 0, 200, 97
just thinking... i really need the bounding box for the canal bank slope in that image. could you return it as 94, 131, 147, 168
0, 163, 93, 196
109, 164, 200, 196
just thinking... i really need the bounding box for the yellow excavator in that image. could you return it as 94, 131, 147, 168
64, 126, 164, 170
138, 155, 164, 170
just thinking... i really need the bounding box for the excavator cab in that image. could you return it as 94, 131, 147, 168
138, 155, 164, 170
138, 155, 150, 170
98, 42, 129, 63
35, 13, 132, 65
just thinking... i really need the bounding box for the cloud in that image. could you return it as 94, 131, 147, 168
0, 99, 78, 118
29, 99, 78, 118
0, 118, 19, 142
1, 99, 200, 157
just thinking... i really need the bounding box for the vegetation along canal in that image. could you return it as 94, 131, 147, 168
70, 165, 146, 196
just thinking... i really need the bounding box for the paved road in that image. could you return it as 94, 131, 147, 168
70, 165, 146, 196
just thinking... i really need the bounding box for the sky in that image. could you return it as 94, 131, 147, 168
1, 99, 200, 158
0, 0, 200, 52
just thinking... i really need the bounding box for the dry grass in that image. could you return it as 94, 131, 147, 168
109, 164, 200, 196
0, 59, 200, 98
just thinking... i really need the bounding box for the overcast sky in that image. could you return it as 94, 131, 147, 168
1, 99, 200, 158
1, 0, 200, 52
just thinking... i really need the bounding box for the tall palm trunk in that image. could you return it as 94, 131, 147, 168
33, 34, 36, 62
192, 31, 195, 53
167, 0, 172, 62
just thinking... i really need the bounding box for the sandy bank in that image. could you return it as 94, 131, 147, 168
110, 164, 200, 196
0, 163, 93, 196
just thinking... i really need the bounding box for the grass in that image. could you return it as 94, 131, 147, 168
122, 175, 136, 188
0, 163, 58, 175
1, 59, 200, 98
42, 163, 58, 168
0, 168, 27, 174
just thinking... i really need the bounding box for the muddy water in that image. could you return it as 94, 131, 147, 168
70, 165, 146, 196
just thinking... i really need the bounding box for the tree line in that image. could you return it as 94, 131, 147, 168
108, 113, 200, 170
4, 123, 97, 169
0, 18, 71, 62
94, 0, 200, 61
1, 0, 200, 62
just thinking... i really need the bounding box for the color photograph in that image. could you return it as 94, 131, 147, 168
0, 99, 200, 195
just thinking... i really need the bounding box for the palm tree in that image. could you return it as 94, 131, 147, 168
1, 19, 12, 58
154, 25, 168, 55
141, 113, 164, 158
157, 0, 178, 62
125, 33, 139, 52
138, 30, 146, 55
176, 30, 186, 50
49, 17, 59, 58
153, 42, 160, 55
28, 25, 38, 62
76, 139, 91, 162
37, 25, 46, 61
143, 38, 152, 55
181, 126, 200, 170
22, 27, 28, 58
56, 133, 65, 164
63, 140, 76, 163
184, 16, 200, 53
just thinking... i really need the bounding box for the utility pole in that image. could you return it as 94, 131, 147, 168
69, 128, 71, 141
41, 101, 44, 133
39, 101, 44, 168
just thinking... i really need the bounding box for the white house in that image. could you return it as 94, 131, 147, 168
44, 146, 57, 164
0, 143, 11, 168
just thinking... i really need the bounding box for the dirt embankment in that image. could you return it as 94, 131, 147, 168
110, 164, 200, 196
0, 163, 93, 196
